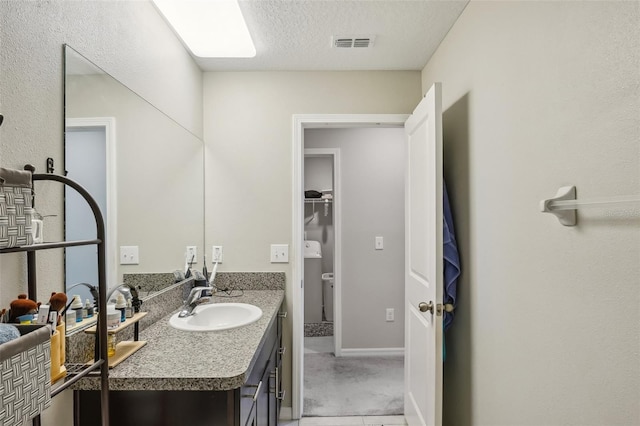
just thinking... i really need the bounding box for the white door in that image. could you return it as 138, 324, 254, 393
404, 83, 443, 426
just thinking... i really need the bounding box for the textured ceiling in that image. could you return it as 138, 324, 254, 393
194, 0, 469, 71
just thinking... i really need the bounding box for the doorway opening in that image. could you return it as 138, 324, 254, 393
303, 148, 340, 354
293, 114, 409, 419
65, 117, 117, 301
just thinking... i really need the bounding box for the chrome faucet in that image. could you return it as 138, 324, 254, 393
178, 286, 213, 317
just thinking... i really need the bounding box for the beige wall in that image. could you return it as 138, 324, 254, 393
421, 2, 640, 425
203, 70, 421, 404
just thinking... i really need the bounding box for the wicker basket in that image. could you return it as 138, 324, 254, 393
0, 167, 35, 249
0, 325, 52, 426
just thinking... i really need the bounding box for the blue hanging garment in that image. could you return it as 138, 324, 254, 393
443, 182, 460, 332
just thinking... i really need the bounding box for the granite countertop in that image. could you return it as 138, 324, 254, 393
74, 289, 284, 392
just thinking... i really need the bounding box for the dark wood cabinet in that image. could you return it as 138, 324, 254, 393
75, 302, 284, 426
239, 304, 283, 426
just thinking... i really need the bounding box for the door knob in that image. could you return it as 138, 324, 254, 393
418, 301, 434, 313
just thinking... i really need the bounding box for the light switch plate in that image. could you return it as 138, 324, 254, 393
270, 244, 289, 263
120, 246, 139, 265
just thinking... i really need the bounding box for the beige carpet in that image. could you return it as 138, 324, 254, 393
303, 351, 404, 417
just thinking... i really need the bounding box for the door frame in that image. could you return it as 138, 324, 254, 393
65, 117, 117, 290
292, 114, 409, 419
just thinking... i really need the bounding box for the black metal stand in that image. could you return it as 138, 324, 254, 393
0, 167, 110, 426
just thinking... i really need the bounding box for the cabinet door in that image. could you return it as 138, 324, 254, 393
245, 403, 257, 426
275, 306, 286, 422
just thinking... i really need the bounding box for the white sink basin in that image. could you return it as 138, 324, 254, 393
169, 303, 262, 332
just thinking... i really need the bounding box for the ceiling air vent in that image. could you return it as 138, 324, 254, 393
332, 35, 375, 49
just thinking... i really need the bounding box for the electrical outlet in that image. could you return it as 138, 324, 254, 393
212, 246, 223, 263
186, 246, 197, 263
270, 244, 289, 263
386, 308, 394, 322
120, 246, 139, 265
375, 236, 384, 250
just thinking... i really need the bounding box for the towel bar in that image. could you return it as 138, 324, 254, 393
541, 186, 640, 226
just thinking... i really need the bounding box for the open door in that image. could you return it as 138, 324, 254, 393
404, 83, 443, 426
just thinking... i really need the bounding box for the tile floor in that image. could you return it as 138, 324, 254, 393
280, 415, 407, 426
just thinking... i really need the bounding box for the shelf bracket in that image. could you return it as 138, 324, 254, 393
540, 186, 577, 226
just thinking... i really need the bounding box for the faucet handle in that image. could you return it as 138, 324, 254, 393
186, 286, 212, 304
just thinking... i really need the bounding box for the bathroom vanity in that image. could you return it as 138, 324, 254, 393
73, 289, 285, 426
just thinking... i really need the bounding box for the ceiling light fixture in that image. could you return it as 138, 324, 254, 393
152, 0, 256, 58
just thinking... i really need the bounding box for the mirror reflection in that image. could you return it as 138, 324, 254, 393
63, 45, 204, 329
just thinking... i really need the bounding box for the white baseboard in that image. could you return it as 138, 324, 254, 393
339, 347, 404, 357
279, 406, 293, 420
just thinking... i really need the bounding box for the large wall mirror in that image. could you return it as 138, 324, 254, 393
63, 45, 204, 315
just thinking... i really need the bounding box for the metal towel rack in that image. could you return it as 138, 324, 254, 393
541, 185, 640, 226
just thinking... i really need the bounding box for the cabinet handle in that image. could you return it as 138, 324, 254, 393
253, 381, 262, 402
275, 367, 279, 398
278, 346, 286, 356
278, 312, 288, 318
269, 370, 276, 393
242, 381, 262, 402
277, 390, 286, 401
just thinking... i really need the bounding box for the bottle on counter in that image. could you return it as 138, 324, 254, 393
106, 305, 120, 330
107, 333, 116, 357
125, 299, 133, 319
85, 299, 94, 318
115, 293, 126, 322
70, 295, 83, 323
66, 310, 76, 328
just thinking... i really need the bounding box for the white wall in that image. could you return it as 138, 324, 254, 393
421, 2, 640, 425
0, 2, 202, 424
306, 128, 405, 350
203, 70, 422, 404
